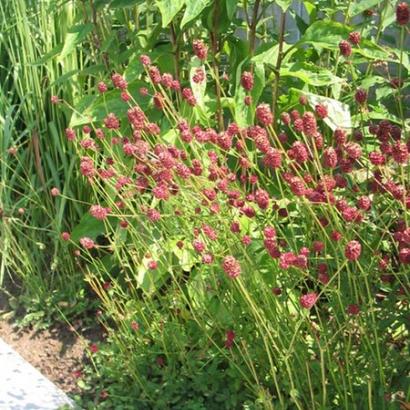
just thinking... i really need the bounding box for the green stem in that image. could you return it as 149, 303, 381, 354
272, 10, 286, 125
211, 0, 223, 131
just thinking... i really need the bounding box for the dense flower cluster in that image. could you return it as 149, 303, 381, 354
58, 37, 409, 379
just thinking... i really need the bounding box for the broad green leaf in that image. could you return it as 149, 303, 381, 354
170, 239, 196, 271
70, 80, 148, 127
376, 86, 394, 100
251, 42, 279, 65
349, 0, 383, 17
381, 2, 396, 30
360, 75, 386, 89
252, 42, 293, 67
225, 36, 248, 78
234, 61, 265, 127
136, 22, 163, 50
300, 20, 350, 48
355, 39, 392, 60
59, 24, 94, 60
303, 0, 316, 18
225, 0, 237, 20
71, 213, 105, 242
305, 92, 352, 132
136, 249, 169, 294
181, 0, 211, 27
362, 107, 402, 125
280, 62, 345, 86
391, 48, 410, 72
162, 129, 178, 144
156, 0, 185, 27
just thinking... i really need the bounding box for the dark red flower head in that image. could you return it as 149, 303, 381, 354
339, 40, 352, 57
396, 2, 409, 25
192, 39, 208, 60
241, 71, 254, 91
345, 240, 361, 261
348, 31, 361, 45
300, 292, 318, 309
355, 89, 367, 105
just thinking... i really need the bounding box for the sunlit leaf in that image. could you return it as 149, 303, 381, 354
156, 0, 185, 27
305, 92, 352, 132
181, 0, 212, 27
59, 24, 94, 60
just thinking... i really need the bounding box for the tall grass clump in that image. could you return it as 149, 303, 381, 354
0, 0, 96, 320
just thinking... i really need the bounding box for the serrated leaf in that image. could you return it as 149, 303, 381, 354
156, 0, 185, 27
59, 24, 94, 60
181, 0, 211, 27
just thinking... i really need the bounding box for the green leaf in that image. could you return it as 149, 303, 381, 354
136, 251, 169, 294
251, 42, 280, 66
360, 75, 386, 89
305, 92, 352, 132
181, 0, 211, 27
276, 0, 292, 12
349, 0, 383, 17
280, 62, 345, 86
225, 0, 237, 20
71, 213, 105, 242
234, 61, 265, 127
136, 22, 163, 50
110, 0, 143, 7
156, 0, 185, 27
70, 80, 148, 127
381, 2, 396, 30
375, 86, 394, 100
59, 24, 94, 60
300, 20, 350, 49
354, 39, 392, 60
225, 36, 248, 78
32, 44, 62, 65
189, 57, 207, 109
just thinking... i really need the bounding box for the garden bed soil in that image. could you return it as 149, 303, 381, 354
0, 288, 101, 396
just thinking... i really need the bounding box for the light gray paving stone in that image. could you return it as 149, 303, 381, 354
0, 338, 75, 410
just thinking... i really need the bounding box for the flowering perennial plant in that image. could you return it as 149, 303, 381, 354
55, 29, 410, 404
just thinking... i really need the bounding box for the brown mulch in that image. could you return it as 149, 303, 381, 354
0, 286, 103, 396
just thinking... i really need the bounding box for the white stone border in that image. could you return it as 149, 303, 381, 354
0, 338, 75, 409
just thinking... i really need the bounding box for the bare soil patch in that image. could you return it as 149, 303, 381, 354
0, 286, 102, 396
